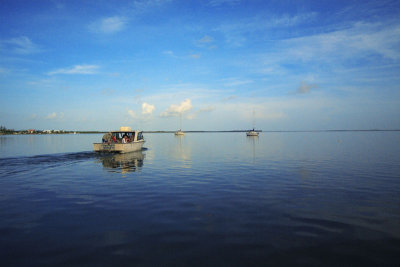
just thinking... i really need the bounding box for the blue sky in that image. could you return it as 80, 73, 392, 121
1, 0, 399, 131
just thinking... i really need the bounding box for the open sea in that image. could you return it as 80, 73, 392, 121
1, 132, 400, 266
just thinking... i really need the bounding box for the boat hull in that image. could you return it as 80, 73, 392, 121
93, 141, 144, 153
246, 131, 259, 136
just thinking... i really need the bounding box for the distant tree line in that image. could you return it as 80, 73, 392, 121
0, 125, 15, 134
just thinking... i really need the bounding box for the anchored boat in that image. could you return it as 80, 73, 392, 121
246, 129, 259, 136
93, 127, 145, 153
246, 109, 260, 136
174, 113, 185, 136
174, 129, 185, 136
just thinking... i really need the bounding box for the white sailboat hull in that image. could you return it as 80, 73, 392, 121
246, 131, 259, 136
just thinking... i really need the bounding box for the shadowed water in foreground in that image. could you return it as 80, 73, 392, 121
0, 132, 400, 266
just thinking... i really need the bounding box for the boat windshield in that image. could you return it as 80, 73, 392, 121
137, 132, 143, 141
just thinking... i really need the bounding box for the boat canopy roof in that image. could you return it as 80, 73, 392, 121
111, 126, 141, 133
111, 130, 141, 133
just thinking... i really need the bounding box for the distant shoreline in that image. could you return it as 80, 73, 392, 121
143, 129, 400, 133
1, 129, 400, 136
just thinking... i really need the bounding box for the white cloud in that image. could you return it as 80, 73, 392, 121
46, 112, 64, 120
160, 99, 193, 117
142, 102, 155, 115
89, 16, 127, 34
48, 65, 100, 75
3, 36, 41, 54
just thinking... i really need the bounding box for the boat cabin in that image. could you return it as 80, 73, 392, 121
102, 127, 143, 144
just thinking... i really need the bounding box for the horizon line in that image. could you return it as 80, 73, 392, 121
3, 129, 400, 133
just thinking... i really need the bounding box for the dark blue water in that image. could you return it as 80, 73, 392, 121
1, 132, 400, 266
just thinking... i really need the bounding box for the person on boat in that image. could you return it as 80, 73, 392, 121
102, 132, 112, 143
112, 135, 117, 143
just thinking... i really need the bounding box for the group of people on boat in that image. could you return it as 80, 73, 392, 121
102, 132, 134, 144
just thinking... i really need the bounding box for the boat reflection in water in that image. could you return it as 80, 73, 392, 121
246, 134, 259, 163
97, 150, 145, 174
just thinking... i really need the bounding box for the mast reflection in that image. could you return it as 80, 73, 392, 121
97, 150, 145, 174
246, 135, 259, 163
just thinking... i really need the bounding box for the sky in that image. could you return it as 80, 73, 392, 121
1, 0, 400, 131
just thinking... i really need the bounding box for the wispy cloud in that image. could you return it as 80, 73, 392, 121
186, 105, 216, 120
48, 65, 100, 75
2, 36, 41, 54
268, 13, 317, 28
142, 102, 155, 115
198, 35, 214, 43
163, 50, 174, 56
132, 0, 172, 12
196, 35, 217, 49
46, 112, 64, 120
220, 77, 253, 87
214, 12, 316, 46
283, 22, 400, 61
160, 99, 193, 117
27, 78, 57, 87
189, 53, 201, 59
208, 0, 240, 7
199, 105, 215, 112
29, 113, 38, 120
127, 110, 136, 119
89, 16, 127, 34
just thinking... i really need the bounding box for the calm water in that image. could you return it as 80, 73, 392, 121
1, 132, 400, 266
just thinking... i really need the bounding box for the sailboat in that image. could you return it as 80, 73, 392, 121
175, 113, 185, 136
246, 109, 259, 136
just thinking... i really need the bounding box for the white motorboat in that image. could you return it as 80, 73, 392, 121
93, 126, 145, 153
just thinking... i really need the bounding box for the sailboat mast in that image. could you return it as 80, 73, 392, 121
179, 112, 182, 130
252, 109, 256, 130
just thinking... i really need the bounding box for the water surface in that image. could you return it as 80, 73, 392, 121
1, 132, 399, 266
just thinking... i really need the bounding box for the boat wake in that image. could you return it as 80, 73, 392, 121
0, 151, 97, 176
